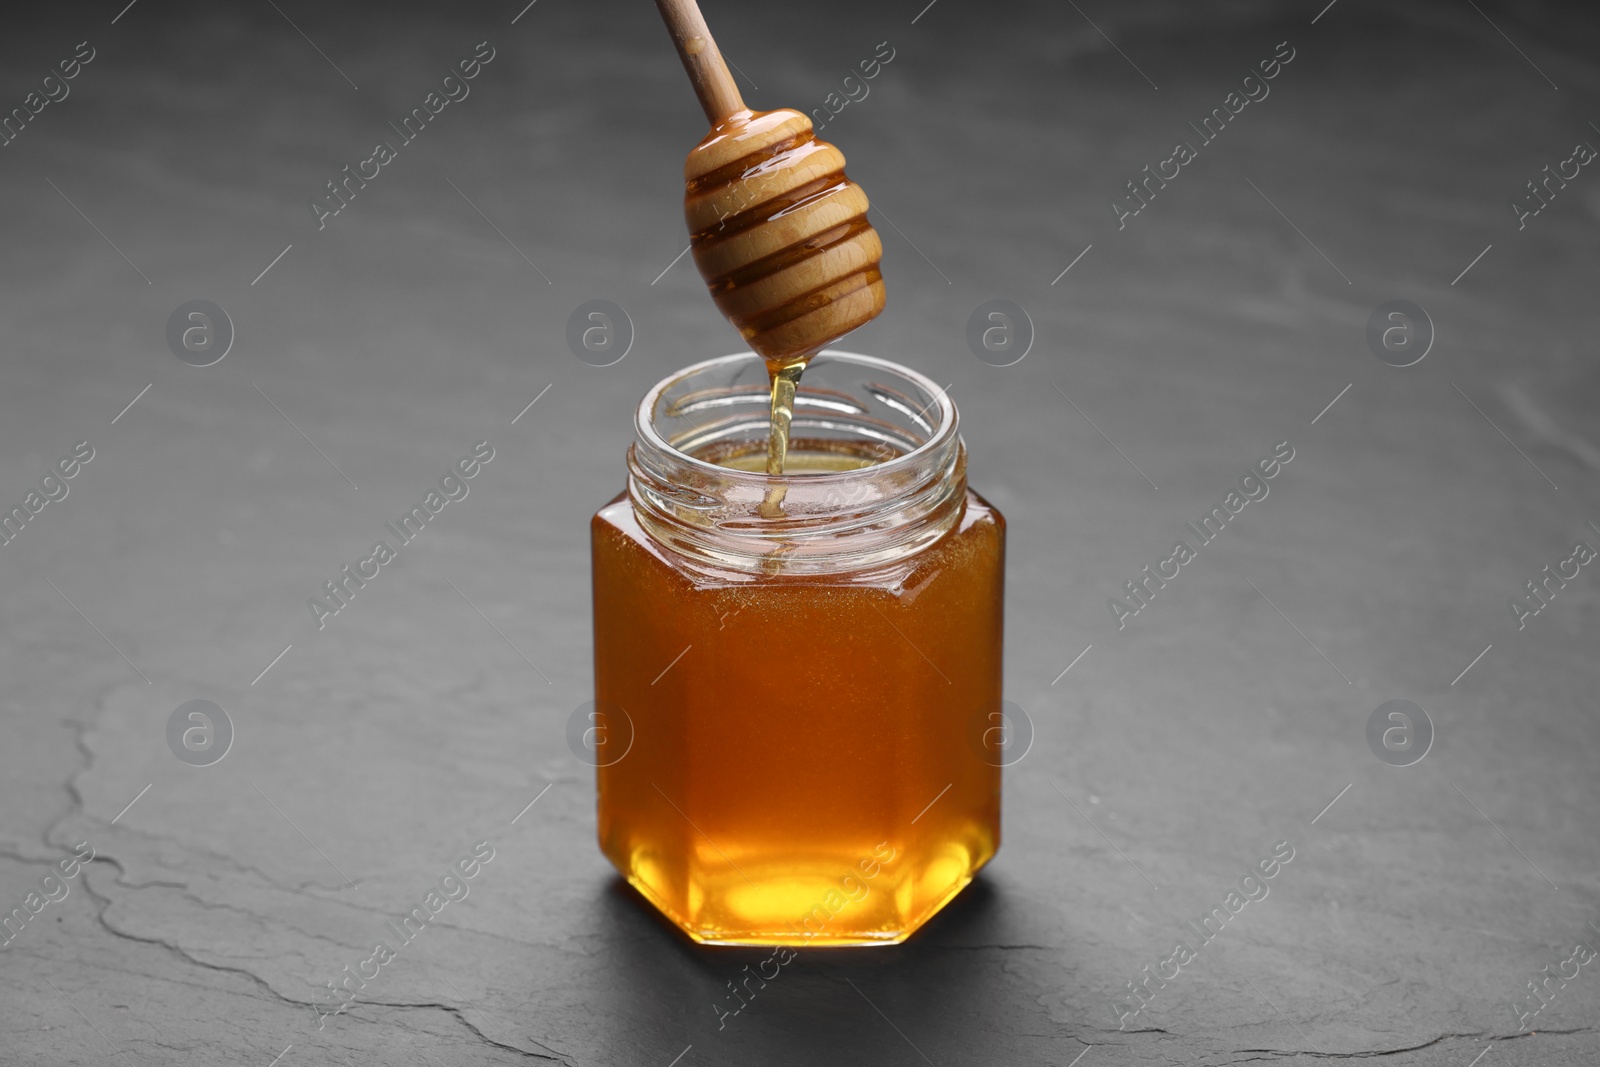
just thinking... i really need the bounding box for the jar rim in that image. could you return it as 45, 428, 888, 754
633, 348, 958, 481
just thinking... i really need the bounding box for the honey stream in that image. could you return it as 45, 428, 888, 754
758, 357, 810, 517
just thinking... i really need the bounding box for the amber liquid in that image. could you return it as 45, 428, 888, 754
764, 359, 807, 476
591, 448, 1005, 946
760, 359, 808, 518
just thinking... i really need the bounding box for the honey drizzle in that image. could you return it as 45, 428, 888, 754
759, 358, 809, 517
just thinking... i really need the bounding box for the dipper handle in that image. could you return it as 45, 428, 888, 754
653, 0, 746, 124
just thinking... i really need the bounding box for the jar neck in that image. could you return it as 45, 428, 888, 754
626, 351, 965, 576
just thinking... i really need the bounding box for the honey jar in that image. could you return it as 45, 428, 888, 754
591, 350, 1004, 945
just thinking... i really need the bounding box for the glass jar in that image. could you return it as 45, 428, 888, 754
590, 349, 1005, 946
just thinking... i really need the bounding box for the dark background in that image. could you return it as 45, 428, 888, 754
1, 0, 1598, 1064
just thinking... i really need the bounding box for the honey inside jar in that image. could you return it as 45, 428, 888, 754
590, 352, 1004, 946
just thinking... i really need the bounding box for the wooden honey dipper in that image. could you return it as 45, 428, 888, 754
652, 0, 887, 476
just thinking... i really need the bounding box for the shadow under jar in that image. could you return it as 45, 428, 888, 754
590, 350, 1005, 946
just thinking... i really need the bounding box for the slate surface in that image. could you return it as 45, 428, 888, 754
1, 0, 1598, 1064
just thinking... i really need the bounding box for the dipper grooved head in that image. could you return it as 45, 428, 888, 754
684, 108, 886, 368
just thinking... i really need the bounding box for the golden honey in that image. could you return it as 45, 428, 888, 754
590, 352, 1005, 946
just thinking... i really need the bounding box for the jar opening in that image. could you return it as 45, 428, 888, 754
627, 350, 965, 575
636, 350, 956, 479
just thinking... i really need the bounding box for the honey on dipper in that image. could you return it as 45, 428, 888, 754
586, 0, 1005, 946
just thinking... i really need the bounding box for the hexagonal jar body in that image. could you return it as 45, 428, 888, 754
590, 351, 1004, 946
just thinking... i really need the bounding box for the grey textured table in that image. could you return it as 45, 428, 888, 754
2, 0, 1598, 1064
